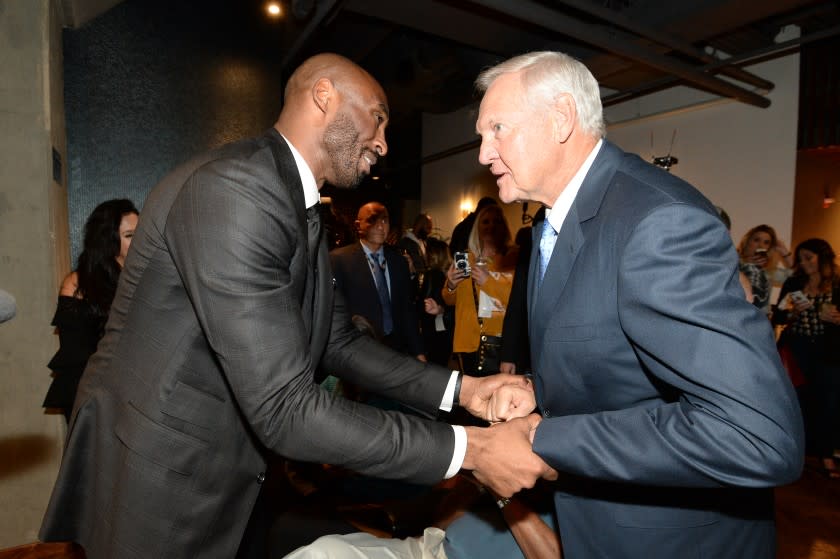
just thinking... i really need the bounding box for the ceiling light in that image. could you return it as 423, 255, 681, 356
266, 2, 283, 17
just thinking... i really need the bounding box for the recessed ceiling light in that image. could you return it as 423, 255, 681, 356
266, 2, 283, 17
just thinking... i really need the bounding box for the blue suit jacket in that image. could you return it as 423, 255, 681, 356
528, 141, 804, 558
330, 242, 424, 356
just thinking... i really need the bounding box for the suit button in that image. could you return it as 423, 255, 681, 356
543, 409, 551, 418
257, 472, 265, 484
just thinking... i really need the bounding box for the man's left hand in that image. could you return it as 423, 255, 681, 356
460, 373, 535, 422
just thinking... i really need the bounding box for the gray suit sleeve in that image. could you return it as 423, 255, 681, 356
533, 204, 804, 488
164, 158, 453, 484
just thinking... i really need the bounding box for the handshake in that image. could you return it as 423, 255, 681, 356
458, 374, 559, 498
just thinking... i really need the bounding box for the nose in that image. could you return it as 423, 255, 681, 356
373, 129, 387, 157
478, 137, 496, 166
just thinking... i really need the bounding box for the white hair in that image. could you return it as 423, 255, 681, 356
476, 51, 605, 138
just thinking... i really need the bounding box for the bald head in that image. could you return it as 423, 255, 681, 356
275, 53, 389, 189
284, 54, 379, 105
356, 202, 390, 250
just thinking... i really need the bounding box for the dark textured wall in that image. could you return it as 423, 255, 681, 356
63, 0, 283, 262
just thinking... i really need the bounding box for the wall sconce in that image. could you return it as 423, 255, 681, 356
823, 183, 836, 209
460, 199, 473, 219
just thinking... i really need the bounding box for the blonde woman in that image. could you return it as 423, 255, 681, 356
737, 224, 793, 315
443, 205, 518, 375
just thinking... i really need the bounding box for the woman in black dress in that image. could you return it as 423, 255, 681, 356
43, 199, 139, 422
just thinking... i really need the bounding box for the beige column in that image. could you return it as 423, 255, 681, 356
0, 0, 70, 547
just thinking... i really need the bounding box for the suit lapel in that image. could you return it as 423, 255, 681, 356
264, 129, 321, 345
532, 205, 585, 325
528, 141, 622, 328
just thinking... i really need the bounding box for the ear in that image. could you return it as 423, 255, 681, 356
551, 93, 576, 144
312, 77, 334, 115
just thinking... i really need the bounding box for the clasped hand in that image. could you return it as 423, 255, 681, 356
459, 373, 536, 422
459, 374, 558, 498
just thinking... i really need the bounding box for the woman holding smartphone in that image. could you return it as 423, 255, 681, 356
737, 224, 794, 315
773, 238, 840, 478
442, 204, 517, 377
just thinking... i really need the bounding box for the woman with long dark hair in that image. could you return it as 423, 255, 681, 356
773, 238, 840, 477
43, 199, 139, 422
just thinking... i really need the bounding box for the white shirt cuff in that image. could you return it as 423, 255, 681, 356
445, 425, 467, 478
440, 370, 459, 412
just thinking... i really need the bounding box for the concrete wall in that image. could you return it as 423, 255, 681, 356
0, 0, 69, 547
421, 55, 800, 252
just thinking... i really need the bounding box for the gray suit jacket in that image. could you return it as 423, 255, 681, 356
528, 141, 804, 558
40, 130, 455, 558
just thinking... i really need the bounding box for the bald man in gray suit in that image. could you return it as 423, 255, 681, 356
40, 53, 533, 559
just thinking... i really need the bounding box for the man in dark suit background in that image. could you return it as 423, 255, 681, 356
331, 202, 425, 360
39, 53, 534, 559
398, 212, 433, 277
456, 51, 805, 558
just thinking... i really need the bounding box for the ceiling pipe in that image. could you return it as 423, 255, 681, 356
468, 0, 771, 108
552, 0, 774, 92
602, 23, 840, 106
279, 0, 344, 75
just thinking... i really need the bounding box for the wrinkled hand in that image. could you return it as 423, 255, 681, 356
485, 383, 535, 423
460, 373, 534, 421
463, 414, 558, 498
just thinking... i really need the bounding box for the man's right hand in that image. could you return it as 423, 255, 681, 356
460, 373, 535, 421
462, 413, 558, 497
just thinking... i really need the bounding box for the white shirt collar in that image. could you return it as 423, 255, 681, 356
545, 138, 603, 233
279, 133, 320, 209
360, 241, 384, 262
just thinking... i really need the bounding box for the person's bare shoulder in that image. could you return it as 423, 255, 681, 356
59, 271, 80, 297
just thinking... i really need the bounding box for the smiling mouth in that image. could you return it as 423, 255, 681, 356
361, 151, 377, 172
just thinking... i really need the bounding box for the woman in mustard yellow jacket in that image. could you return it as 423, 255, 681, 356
443, 204, 518, 375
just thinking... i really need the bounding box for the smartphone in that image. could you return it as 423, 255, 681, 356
453, 251, 471, 276
790, 290, 810, 306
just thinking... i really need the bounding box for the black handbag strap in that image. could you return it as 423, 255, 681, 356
471, 278, 485, 333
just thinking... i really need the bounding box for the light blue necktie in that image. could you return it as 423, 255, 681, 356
539, 219, 557, 283
370, 252, 393, 335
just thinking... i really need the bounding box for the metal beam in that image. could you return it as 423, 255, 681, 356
602, 23, 840, 106
553, 0, 774, 92
468, 0, 771, 108
279, 0, 344, 75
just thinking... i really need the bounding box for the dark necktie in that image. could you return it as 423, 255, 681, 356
306, 203, 322, 261
370, 252, 393, 335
